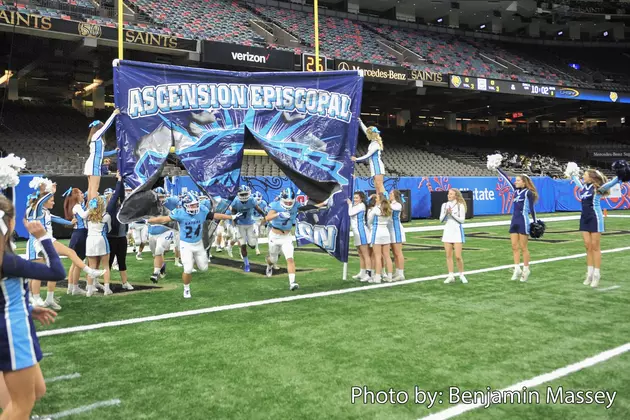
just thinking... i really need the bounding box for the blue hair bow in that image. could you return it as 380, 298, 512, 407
89, 120, 102, 128
62, 187, 73, 197
88, 198, 99, 209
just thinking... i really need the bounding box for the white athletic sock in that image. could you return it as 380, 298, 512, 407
45, 291, 54, 303
587, 266, 594, 276
449, 272, 454, 276
67, 284, 73, 293
184, 284, 190, 291
397, 269, 404, 276
359, 269, 366, 276
73, 284, 81, 292
594, 268, 601, 277
523, 265, 530, 272
153, 267, 161, 275
104, 283, 111, 291
514, 264, 521, 271
288, 274, 296, 284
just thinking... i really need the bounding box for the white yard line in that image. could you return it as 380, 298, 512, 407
44, 399, 122, 419
418, 342, 630, 420
597, 285, 621, 292
45, 372, 81, 383
38, 247, 630, 338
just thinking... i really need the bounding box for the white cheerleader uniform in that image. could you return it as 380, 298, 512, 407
368, 206, 391, 245
83, 111, 117, 176
389, 201, 406, 244
86, 214, 112, 257
440, 201, 466, 243
349, 202, 370, 247
355, 141, 385, 176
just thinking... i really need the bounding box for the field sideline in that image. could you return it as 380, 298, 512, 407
24, 211, 630, 419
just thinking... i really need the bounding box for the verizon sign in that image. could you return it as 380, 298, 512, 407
203, 41, 295, 70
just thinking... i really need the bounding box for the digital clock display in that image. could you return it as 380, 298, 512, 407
302, 54, 327, 72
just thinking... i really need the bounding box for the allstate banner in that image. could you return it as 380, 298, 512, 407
113, 60, 363, 263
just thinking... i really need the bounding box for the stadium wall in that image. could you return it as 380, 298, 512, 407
12, 175, 629, 239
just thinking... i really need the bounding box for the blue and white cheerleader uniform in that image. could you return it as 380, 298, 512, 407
349, 202, 370, 247
25, 193, 73, 260
69, 202, 89, 260
355, 120, 385, 176
86, 214, 112, 257
440, 201, 466, 243
368, 206, 391, 245
498, 168, 537, 235
388, 201, 406, 244
572, 176, 621, 233
83, 111, 118, 177
1, 236, 65, 371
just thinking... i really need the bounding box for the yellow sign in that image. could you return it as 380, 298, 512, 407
0, 10, 51, 30
409, 70, 443, 84
450, 75, 462, 88
610, 92, 618, 102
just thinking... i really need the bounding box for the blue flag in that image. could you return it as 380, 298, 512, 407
113, 60, 362, 262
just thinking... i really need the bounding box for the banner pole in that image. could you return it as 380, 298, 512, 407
118, 0, 124, 60
314, 0, 319, 68
342, 262, 347, 281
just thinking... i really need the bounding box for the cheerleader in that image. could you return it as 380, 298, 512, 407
1, 197, 60, 419
347, 191, 372, 282
572, 169, 621, 287
368, 193, 393, 283
388, 190, 406, 281
84, 108, 120, 201
351, 119, 385, 194
497, 168, 539, 282
440, 189, 468, 284
63, 187, 89, 296
85, 196, 112, 297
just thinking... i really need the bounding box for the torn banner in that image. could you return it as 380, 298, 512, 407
113, 60, 363, 263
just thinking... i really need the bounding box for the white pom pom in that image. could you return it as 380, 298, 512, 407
486, 153, 503, 170
0, 154, 26, 189
564, 162, 580, 178
28, 176, 53, 193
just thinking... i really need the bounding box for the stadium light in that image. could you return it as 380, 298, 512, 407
437, 18, 443, 23
480, 24, 486, 29
603, 31, 609, 37
0, 70, 13, 86
557, 31, 563, 36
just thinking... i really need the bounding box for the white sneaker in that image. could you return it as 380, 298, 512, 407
289, 283, 299, 291
104, 288, 113, 296
444, 275, 456, 284
359, 274, 371, 282
112, 263, 119, 271
460, 275, 468, 284
72, 287, 87, 296
520, 268, 530, 282
66, 286, 73, 295
89, 268, 106, 278
226, 247, 234, 258
352, 273, 362, 280
159, 272, 167, 279
86, 286, 95, 297
93, 280, 104, 291
591, 275, 600, 288
511, 268, 522, 281
255, 248, 261, 256
392, 273, 405, 281
584, 274, 593, 286
33, 296, 46, 308
273, 264, 280, 270
44, 300, 62, 311
385, 275, 393, 283
266, 265, 273, 278
175, 261, 183, 267
122, 282, 134, 290
372, 275, 382, 284
136, 253, 143, 261
183, 288, 191, 299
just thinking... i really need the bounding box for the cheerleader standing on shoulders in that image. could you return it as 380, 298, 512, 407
351, 119, 386, 194
368, 193, 393, 283
388, 190, 406, 281
496, 167, 539, 282
347, 191, 372, 282
84, 109, 120, 201
85, 196, 112, 297
63, 187, 89, 296
569, 165, 621, 287
440, 189, 468, 284
0, 196, 60, 420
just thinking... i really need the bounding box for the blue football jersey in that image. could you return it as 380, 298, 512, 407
268, 201, 300, 231
170, 203, 211, 243
253, 200, 268, 221
230, 197, 259, 225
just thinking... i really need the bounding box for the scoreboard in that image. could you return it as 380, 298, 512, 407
302, 54, 328, 72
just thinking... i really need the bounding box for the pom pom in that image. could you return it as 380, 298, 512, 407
612, 160, 630, 183
486, 153, 503, 170
0, 153, 26, 189
28, 177, 53, 193
564, 162, 580, 179
529, 220, 546, 239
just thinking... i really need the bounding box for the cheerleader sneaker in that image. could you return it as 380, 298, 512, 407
86, 286, 96, 297
359, 274, 371, 282
256, 248, 261, 256
122, 282, 134, 291
226, 247, 234, 258
136, 253, 143, 261
72, 286, 87, 296
44, 299, 62, 311
444, 275, 456, 284
183, 288, 191, 299
385, 274, 394, 283
273, 264, 280, 270
150, 273, 159, 284
459, 275, 468, 284
175, 260, 183, 268
392, 273, 405, 281
511, 268, 522, 281
33, 296, 46, 308
352, 272, 363, 280
93, 280, 104, 291
289, 283, 299, 291
372, 275, 382, 284
583, 274, 593, 286
103, 287, 113, 296
520, 267, 530, 282
112, 262, 119, 271
87, 268, 106, 278
591, 275, 601, 288
266, 265, 273, 278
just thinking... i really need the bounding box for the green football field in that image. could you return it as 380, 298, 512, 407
22, 211, 630, 419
